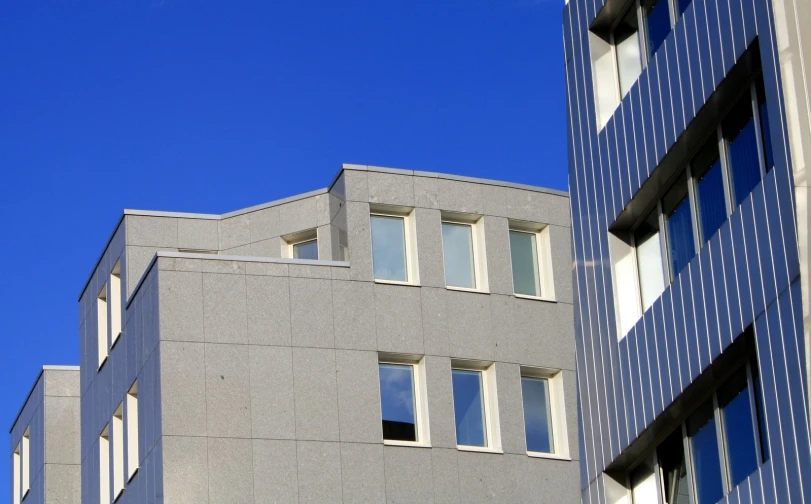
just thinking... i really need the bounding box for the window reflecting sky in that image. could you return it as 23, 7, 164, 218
442, 223, 476, 288
726, 100, 762, 207
379, 364, 417, 442
695, 159, 726, 243
293, 239, 318, 260
644, 0, 671, 57
371, 215, 408, 282
521, 377, 554, 453
510, 231, 540, 297
688, 402, 724, 504
719, 368, 759, 487
452, 369, 487, 447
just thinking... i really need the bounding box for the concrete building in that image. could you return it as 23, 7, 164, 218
564, 0, 811, 502
10, 366, 81, 504
9, 164, 580, 504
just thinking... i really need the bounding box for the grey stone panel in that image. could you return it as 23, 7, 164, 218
336, 350, 382, 443
126, 216, 178, 248
160, 341, 207, 436
332, 280, 377, 351
562, 369, 579, 458
44, 396, 80, 465
521, 457, 580, 503
513, 300, 576, 371
414, 208, 445, 288
424, 356, 457, 449
316, 193, 332, 226
375, 284, 424, 354
277, 196, 318, 237
205, 343, 251, 438
343, 169, 369, 203
292, 348, 339, 441
289, 278, 334, 348
457, 452, 526, 504
493, 363, 527, 455
421, 287, 449, 356
249, 345, 296, 440
248, 207, 280, 243
44, 463, 80, 504
383, 446, 434, 503
368, 171, 416, 207
430, 448, 460, 504
125, 308, 142, 390
446, 290, 494, 361
126, 246, 168, 298
44, 370, 80, 398
249, 238, 281, 258
162, 436, 209, 504
437, 178, 484, 215
158, 271, 204, 342
246, 275, 291, 346
203, 273, 248, 344
317, 224, 333, 261
222, 244, 253, 256
252, 440, 298, 503
330, 266, 351, 281
346, 202, 374, 281
199, 259, 246, 275
491, 294, 519, 364
340, 443, 386, 503
288, 264, 332, 279
218, 214, 250, 251
481, 185, 570, 228
482, 217, 514, 296
177, 218, 219, 251
548, 224, 573, 304
207, 437, 254, 504
245, 261, 288, 277
414, 175, 440, 209
296, 441, 342, 504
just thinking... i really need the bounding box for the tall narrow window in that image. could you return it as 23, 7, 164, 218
21, 428, 29, 498
110, 262, 122, 348
718, 366, 759, 487
634, 211, 665, 310
13, 443, 20, 503
126, 383, 139, 480
379, 363, 418, 442
615, 7, 643, 97
293, 239, 318, 260
371, 214, 408, 282
97, 283, 108, 369
663, 174, 695, 278
452, 369, 487, 447
521, 376, 555, 454
100, 425, 110, 504
510, 229, 547, 298
657, 430, 690, 503
693, 139, 727, 244
687, 401, 724, 504
725, 93, 763, 207
676, 0, 692, 16
112, 405, 124, 499
642, 0, 671, 57
442, 222, 476, 289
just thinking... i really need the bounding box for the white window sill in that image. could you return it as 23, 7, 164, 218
514, 293, 556, 303
456, 445, 503, 454
446, 286, 490, 294
374, 279, 421, 287
527, 451, 571, 461
383, 440, 432, 448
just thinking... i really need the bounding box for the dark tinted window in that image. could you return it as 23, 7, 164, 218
663, 174, 695, 277
718, 366, 759, 487
687, 401, 724, 504
643, 0, 671, 56
658, 430, 691, 504
693, 139, 727, 243
725, 94, 762, 206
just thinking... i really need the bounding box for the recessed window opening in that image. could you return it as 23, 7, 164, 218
509, 223, 555, 300
451, 360, 500, 451
441, 213, 488, 291
126, 382, 139, 480
100, 425, 110, 504
13, 443, 20, 503
97, 283, 108, 370
282, 229, 318, 260
112, 404, 125, 499
370, 206, 419, 284
378, 354, 430, 446
21, 428, 30, 499
110, 261, 122, 349
521, 377, 554, 454
633, 211, 665, 311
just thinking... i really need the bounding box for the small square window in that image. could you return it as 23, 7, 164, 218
282, 229, 318, 260
451, 361, 500, 451
509, 223, 554, 300
370, 206, 419, 284
378, 354, 430, 446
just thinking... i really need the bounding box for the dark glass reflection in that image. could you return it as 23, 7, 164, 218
521, 377, 554, 453
757, 81, 774, 172
643, 0, 671, 57
379, 364, 417, 442
718, 366, 758, 487
694, 139, 727, 243
658, 430, 690, 504
452, 370, 487, 447
663, 174, 695, 278
293, 239, 318, 260
725, 95, 762, 207
751, 356, 769, 462
677, 0, 693, 15
688, 401, 724, 504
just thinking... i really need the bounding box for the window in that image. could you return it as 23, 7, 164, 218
293, 239, 318, 260
724, 91, 766, 207
663, 173, 695, 278
693, 138, 726, 244
441, 214, 488, 291
629, 456, 658, 504
21, 428, 29, 499
97, 283, 108, 369
634, 211, 665, 310
451, 361, 500, 451
13, 443, 20, 503
614, 7, 644, 98
509, 224, 555, 299
642, 0, 671, 57
370, 207, 418, 284
687, 400, 724, 504
110, 261, 122, 349
282, 229, 318, 260
126, 383, 139, 480
521, 377, 554, 454
112, 405, 125, 499
378, 354, 430, 446
657, 431, 690, 503
100, 425, 110, 504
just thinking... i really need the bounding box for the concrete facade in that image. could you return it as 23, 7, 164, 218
67, 164, 578, 503
9, 367, 81, 504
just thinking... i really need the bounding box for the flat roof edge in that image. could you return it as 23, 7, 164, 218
10, 365, 80, 433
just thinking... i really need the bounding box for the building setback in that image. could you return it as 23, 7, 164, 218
564, 0, 811, 502
11, 164, 580, 503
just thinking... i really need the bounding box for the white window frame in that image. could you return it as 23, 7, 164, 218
281, 228, 319, 260
378, 353, 431, 448
112, 405, 125, 500
13, 443, 20, 503
370, 205, 420, 285
97, 283, 108, 370
520, 366, 570, 460
21, 428, 29, 499
450, 359, 502, 453
110, 261, 122, 349
508, 221, 555, 301
100, 425, 110, 504
440, 213, 489, 293
126, 382, 139, 481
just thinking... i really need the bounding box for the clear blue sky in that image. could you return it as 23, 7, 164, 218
0, 0, 566, 488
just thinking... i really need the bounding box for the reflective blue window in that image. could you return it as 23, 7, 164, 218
677, 0, 693, 15
664, 174, 695, 277
371, 215, 408, 282
688, 401, 724, 504
725, 95, 762, 207
452, 369, 487, 447
693, 140, 727, 243
379, 364, 417, 442
718, 366, 759, 487
521, 377, 554, 453
643, 0, 671, 57
293, 239, 318, 260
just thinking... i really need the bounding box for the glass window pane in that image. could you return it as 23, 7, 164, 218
510, 231, 541, 297
521, 377, 554, 453
643, 0, 671, 57
379, 364, 417, 442
442, 223, 476, 288
663, 174, 695, 278
756, 80, 774, 172
718, 366, 758, 487
725, 95, 762, 207
635, 211, 665, 310
293, 239, 318, 260
658, 430, 690, 504
687, 401, 724, 504
693, 139, 727, 243
615, 8, 643, 96
452, 369, 487, 447
371, 215, 408, 282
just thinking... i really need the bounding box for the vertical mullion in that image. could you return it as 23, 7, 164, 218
712, 392, 731, 493
750, 83, 768, 178
637, 0, 650, 65
682, 423, 698, 504
717, 127, 734, 217
685, 164, 701, 254
657, 201, 671, 286
745, 361, 765, 464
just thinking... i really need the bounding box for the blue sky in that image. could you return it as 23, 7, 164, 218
0, 0, 566, 490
